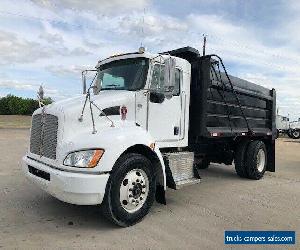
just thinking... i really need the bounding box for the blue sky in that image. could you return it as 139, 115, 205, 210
0, 0, 300, 119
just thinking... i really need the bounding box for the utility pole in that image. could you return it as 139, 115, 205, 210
38, 85, 44, 100
202, 34, 207, 56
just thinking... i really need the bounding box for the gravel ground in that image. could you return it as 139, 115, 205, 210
0, 116, 31, 129
0, 129, 299, 249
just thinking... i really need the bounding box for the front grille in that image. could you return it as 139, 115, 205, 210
30, 114, 58, 159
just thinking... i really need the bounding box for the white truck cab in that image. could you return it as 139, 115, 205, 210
22, 49, 192, 226
22, 47, 276, 226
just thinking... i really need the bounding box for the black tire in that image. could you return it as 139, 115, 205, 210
245, 140, 267, 180
287, 129, 294, 138
197, 158, 210, 169
275, 129, 279, 139
291, 129, 300, 139
234, 140, 249, 178
101, 153, 156, 227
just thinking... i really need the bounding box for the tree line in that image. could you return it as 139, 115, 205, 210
0, 94, 53, 115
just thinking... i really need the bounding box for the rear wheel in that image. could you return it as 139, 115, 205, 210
101, 153, 156, 227
291, 129, 300, 139
234, 141, 249, 178
245, 140, 267, 180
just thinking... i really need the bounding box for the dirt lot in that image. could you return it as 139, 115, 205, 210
0, 115, 31, 129
0, 129, 299, 249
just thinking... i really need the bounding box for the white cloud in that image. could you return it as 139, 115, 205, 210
0, 0, 300, 118
0, 79, 58, 94
46, 64, 93, 77
30, 0, 149, 14
39, 32, 64, 44
0, 30, 54, 64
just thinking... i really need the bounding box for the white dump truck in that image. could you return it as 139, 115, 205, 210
276, 114, 289, 137
276, 114, 300, 139
22, 47, 276, 226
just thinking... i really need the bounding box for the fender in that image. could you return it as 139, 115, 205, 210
61, 125, 167, 190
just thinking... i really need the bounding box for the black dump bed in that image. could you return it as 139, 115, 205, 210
167, 47, 276, 141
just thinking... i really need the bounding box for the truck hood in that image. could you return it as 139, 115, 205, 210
34, 90, 137, 137
42, 90, 135, 115
29, 90, 138, 168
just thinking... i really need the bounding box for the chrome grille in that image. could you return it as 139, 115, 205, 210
30, 114, 58, 159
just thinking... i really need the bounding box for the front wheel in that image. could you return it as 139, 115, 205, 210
101, 153, 156, 227
275, 129, 279, 139
287, 129, 294, 138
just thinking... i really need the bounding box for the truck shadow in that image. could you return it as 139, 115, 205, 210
198, 163, 240, 180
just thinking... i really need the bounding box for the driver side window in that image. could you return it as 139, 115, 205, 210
150, 64, 165, 92
150, 64, 180, 95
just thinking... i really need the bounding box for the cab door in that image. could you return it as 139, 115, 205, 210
147, 63, 183, 142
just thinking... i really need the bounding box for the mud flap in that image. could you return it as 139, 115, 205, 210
266, 139, 275, 172
155, 184, 166, 205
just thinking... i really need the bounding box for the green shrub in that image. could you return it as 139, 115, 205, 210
0, 94, 53, 115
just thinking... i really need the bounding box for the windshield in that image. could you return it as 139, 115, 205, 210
97, 57, 149, 91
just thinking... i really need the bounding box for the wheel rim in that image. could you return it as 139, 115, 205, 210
119, 169, 149, 213
293, 131, 300, 137
256, 149, 266, 172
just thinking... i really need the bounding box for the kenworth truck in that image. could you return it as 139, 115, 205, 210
22, 47, 276, 226
276, 114, 300, 139
276, 114, 289, 136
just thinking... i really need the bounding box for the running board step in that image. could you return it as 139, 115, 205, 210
174, 178, 201, 189
163, 152, 201, 190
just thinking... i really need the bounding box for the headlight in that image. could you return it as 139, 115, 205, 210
63, 149, 104, 168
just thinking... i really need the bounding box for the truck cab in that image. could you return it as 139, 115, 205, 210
92, 51, 191, 148
22, 47, 276, 226
276, 114, 289, 133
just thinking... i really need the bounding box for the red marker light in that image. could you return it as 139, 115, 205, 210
120, 106, 127, 120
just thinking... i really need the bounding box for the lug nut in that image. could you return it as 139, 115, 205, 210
132, 182, 135, 185
140, 197, 143, 200
129, 194, 132, 198
136, 179, 140, 182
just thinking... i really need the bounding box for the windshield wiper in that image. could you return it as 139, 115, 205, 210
105, 84, 119, 88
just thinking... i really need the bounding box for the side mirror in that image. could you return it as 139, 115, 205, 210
164, 57, 176, 99
150, 92, 165, 104
82, 71, 87, 94
93, 76, 101, 95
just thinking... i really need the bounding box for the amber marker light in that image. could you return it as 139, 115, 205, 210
88, 149, 104, 168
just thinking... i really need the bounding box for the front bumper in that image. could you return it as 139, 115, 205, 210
22, 156, 109, 205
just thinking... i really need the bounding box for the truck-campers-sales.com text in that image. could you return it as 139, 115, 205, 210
225, 235, 294, 244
